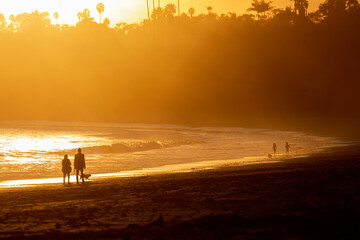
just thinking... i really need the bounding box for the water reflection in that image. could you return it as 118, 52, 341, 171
0, 156, 281, 188
0, 122, 344, 185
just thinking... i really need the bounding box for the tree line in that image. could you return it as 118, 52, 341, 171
0, 0, 359, 31
0, 0, 359, 138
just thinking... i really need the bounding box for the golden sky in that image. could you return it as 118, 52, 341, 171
0, 0, 323, 25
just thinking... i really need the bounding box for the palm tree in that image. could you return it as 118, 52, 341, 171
83, 9, 91, 19
28, 10, 51, 27
207, 6, 213, 14
17, 10, 51, 31
77, 9, 93, 22
247, 0, 273, 20
96, 2, 105, 24
151, 7, 165, 20
178, 0, 180, 16
164, 4, 176, 18
188, 7, 195, 18
291, 0, 309, 17
146, 0, 150, 20
77, 12, 82, 22
53, 12, 59, 24
158, 0, 161, 8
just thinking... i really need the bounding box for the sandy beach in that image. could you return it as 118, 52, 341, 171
0, 144, 359, 239
1, 1, 360, 239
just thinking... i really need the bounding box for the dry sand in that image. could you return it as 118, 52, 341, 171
0, 145, 360, 239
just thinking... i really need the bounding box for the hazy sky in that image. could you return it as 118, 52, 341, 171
0, 0, 324, 25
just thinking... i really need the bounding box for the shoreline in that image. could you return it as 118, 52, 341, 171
0, 156, 281, 189
0, 141, 350, 189
1, 144, 359, 239
0, 121, 348, 186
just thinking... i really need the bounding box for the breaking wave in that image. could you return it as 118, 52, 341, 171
54, 140, 197, 155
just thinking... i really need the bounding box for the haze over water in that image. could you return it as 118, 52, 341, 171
0, 121, 342, 185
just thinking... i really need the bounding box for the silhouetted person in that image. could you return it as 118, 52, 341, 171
62, 154, 71, 185
285, 142, 290, 156
74, 148, 86, 184
272, 143, 277, 156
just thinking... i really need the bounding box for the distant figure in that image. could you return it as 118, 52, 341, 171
62, 154, 71, 184
272, 143, 277, 156
268, 154, 272, 159
285, 142, 290, 156
74, 148, 86, 184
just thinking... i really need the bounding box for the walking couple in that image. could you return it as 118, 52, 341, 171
62, 148, 86, 185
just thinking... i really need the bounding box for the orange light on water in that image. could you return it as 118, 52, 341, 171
8, 136, 81, 152
0, 156, 281, 188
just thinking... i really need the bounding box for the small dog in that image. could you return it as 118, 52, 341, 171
81, 174, 92, 180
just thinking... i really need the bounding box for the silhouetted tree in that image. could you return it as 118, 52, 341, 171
151, 7, 165, 20
346, 0, 360, 15
272, 7, 295, 24
247, 0, 273, 20
188, 7, 195, 17
96, 2, 105, 24
77, 9, 94, 22
7, 14, 16, 31
164, 4, 176, 18
122, 23, 139, 33
60, 24, 71, 32
347, 0, 360, 9
115, 21, 127, 32
0, 1, 359, 136
151, 7, 166, 21
207, 6, 213, 14
291, 0, 309, 18
312, 0, 359, 21
178, 0, 180, 16
30, 10, 51, 27
53, 12, 59, 24
146, 0, 151, 20
17, 10, 51, 31
77, 12, 82, 22
103, 18, 110, 26
0, 14, 6, 31
15, 13, 26, 28
227, 12, 237, 18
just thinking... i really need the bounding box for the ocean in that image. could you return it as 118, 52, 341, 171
0, 121, 343, 187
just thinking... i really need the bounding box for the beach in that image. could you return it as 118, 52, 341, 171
0, 122, 343, 183
1, 2, 359, 239
0, 144, 359, 239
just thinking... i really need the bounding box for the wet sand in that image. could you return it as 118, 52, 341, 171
0, 145, 360, 239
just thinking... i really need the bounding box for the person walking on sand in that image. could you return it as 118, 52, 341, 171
285, 142, 290, 156
74, 148, 86, 184
62, 154, 71, 185
272, 143, 277, 156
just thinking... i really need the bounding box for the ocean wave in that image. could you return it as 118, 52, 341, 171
53, 140, 198, 155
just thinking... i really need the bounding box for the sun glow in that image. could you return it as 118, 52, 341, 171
0, 0, 143, 25
0, 0, 322, 26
